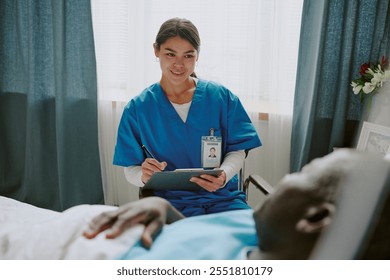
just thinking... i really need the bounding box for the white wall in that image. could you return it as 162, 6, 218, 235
365, 81, 390, 128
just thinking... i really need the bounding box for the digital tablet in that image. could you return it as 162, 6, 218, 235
143, 169, 223, 191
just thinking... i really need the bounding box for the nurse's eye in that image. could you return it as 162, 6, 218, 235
184, 54, 194, 59
166, 53, 175, 57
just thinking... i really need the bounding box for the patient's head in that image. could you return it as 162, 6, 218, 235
252, 149, 363, 259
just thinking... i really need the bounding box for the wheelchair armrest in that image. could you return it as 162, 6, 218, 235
243, 174, 274, 196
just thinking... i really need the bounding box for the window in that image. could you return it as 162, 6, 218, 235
92, 0, 303, 114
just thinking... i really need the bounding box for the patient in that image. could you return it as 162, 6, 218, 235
2, 149, 386, 260
83, 148, 388, 260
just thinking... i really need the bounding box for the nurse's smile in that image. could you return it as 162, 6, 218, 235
170, 69, 185, 76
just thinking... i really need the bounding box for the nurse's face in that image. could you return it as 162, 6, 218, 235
154, 36, 198, 84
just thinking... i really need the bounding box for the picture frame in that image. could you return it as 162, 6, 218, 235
356, 121, 390, 156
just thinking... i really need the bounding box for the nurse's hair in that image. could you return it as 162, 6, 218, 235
154, 18, 200, 78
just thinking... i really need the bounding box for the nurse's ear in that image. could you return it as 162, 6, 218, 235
153, 43, 160, 58
295, 202, 336, 233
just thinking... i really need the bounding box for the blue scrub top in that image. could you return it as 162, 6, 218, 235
113, 79, 262, 205
118, 209, 258, 260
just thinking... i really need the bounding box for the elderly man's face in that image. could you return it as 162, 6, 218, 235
253, 180, 325, 258
251, 149, 353, 259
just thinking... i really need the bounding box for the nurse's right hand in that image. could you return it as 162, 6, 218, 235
141, 158, 167, 183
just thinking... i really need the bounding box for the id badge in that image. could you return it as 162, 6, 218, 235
201, 128, 222, 168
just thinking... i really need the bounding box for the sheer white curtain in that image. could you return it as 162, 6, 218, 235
91, 0, 303, 206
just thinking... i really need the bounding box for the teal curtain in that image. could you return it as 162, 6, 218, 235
290, 0, 390, 172
0, 0, 104, 210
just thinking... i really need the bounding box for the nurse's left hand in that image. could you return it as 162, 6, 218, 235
190, 171, 226, 192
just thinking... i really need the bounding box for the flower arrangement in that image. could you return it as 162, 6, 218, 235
350, 56, 390, 103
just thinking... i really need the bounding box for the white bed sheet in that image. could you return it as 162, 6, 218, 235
0, 196, 143, 260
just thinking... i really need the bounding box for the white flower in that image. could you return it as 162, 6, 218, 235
367, 68, 375, 76
351, 82, 362, 95
371, 72, 384, 87
362, 82, 376, 94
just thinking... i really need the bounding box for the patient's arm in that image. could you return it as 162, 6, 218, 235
83, 197, 185, 248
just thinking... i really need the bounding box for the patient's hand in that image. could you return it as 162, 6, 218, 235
190, 171, 227, 192
83, 197, 184, 248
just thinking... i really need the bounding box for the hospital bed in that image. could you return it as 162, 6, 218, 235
1, 152, 389, 260
0, 196, 144, 259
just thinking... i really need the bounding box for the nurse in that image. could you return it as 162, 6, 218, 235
113, 17, 262, 217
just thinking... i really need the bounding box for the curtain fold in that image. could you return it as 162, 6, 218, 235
290, 0, 390, 172
0, 0, 104, 211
